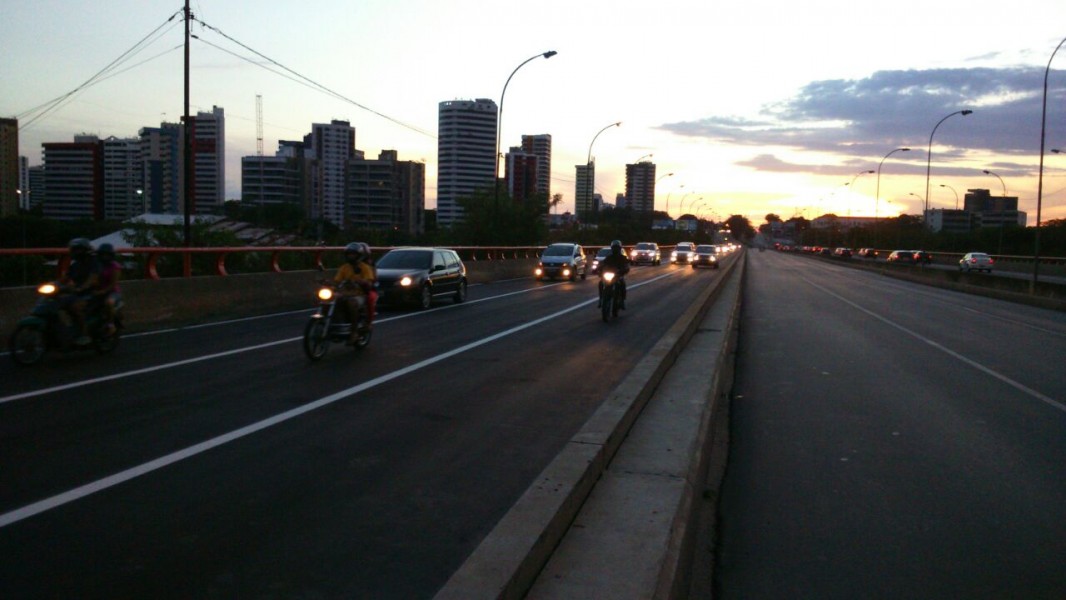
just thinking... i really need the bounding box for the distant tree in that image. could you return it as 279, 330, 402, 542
723, 214, 756, 242
765, 213, 782, 224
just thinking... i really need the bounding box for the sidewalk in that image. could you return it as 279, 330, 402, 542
435, 255, 743, 599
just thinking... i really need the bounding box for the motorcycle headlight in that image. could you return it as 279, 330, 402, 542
400, 276, 413, 287
534, 267, 543, 276
562, 268, 571, 277
603, 271, 616, 283
38, 283, 57, 295
318, 287, 333, 301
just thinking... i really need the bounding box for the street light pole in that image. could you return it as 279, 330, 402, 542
665, 184, 683, 221
654, 172, 673, 214
847, 169, 874, 220
876, 147, 910, 220
583, 121, 621, 221
925, 109, 973, 224
983, 169, 1008, 255
494, 50, 557, 212
1033, 36, 1066, 292
939, 184, 959, 210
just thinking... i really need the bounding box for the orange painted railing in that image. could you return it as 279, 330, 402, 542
0, 246, 545, 281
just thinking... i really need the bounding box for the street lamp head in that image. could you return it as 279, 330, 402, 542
982, 169, 992, 175
961, 110, 973, 116
543, 50, 558, 59
1052, 149, 1061, 154
901, 147, 911, 152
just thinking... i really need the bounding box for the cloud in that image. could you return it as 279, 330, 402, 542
660, 66, 1066, 159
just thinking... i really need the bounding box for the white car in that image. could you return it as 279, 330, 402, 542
959, 252, 994, 273
671, 242, 696, 264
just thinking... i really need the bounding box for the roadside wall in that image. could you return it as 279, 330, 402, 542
0, 258, 539, 335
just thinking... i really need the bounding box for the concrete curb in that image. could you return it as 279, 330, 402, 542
434, 253, 743, 600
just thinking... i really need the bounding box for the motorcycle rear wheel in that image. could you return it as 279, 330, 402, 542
352, 318, 372, 350
303, 318, 330, 360
10, 324, 47, 366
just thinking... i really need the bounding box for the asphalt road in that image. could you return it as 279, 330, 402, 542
0, 256, 733, 598
715, 250, 1066, 599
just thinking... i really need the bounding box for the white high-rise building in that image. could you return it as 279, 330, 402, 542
309, 120, 356, 227
192, 106, 225, 213
102, 136, 142, 219
437, 99, 497, 227
521, 134, 551, 201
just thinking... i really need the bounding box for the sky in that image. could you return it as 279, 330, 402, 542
3, 0, 1066, 225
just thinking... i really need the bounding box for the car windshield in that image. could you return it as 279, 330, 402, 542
677, 243, 693, 251
596, 248, 612, 258
636, 243, 655, 250
696, 245, 714, 253
543, 245, 574, 257
376, 249, 432, 270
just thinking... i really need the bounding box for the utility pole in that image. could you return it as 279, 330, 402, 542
183, 0, 193, 249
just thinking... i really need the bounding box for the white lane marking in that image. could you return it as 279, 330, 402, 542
0, 270, 685, 527
1, 272, 681, 405
804, 277, 1066, 414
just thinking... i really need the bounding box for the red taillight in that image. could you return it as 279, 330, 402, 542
988, 258, 995, 264
970, 258, 977, 264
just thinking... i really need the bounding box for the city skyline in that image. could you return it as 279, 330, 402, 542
3, 0, 1066, 224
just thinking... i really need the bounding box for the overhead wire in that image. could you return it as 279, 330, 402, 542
192, 17, 436, 139
17, 8, 184, 131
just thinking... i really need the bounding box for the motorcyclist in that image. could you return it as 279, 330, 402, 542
58, 238, 100, 345
359, 242, 378, 328
334, 241, 375, 344
94, 243, 122, 335
597, 239, 631, 310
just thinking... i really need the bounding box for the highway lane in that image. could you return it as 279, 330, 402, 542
0, 256, 735, 598
715, 250, 1066, 598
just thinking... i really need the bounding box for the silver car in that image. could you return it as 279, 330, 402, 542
959, 252, 994, 273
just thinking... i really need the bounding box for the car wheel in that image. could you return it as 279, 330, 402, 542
418, 284, 432, 310
453, 280, 467, 303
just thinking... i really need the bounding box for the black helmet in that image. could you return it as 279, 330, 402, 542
610, 239, 623, 254
97, 243, 115, 259
344, 241, 366, 262
69, 238, 93, 256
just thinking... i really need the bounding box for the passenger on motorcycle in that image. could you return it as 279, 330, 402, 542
59, 237, 100, 345
597, 239, 630, 310
94, 243, 122, 335
358, 242, 378, 328
334, 241, 375, 345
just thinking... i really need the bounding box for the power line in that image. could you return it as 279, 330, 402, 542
17, 9, 183, 131
193, 17, 436, 139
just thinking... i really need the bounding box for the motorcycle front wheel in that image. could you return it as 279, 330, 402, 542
10, 324, 47, 366
303, 318, 330, 361
601, 289, 612, 322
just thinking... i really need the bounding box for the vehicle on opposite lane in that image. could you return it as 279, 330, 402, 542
959, 252, 994, 273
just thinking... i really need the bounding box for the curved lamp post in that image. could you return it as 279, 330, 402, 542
983, 169, 1008, 254
665, 183, 684, 218
494, 50, 557, 209
847, 169, 874, 219
654, 172, 674, 213
1033, 36, 1066, 291
939, 184, 959, 210
679, 192, 695, 216
925, 109, 973, 222
876, 148, 910, 220
582, 121, 621, 219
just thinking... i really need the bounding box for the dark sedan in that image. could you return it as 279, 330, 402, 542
374, 247, 467, 309
692, 245, 720, 269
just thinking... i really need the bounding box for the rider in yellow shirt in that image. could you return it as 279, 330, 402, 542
335, 242, 375, 344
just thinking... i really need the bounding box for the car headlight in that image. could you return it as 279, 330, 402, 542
400, 276, 413, 287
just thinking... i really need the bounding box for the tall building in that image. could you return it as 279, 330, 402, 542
575, 163, 595, 220
241, 139, 315, 213
521, 134, 552, 200
309, 120, 357, 227
102, 136, 143, 219
962, 188, 1026, 228
0, 117, 18, 216
42, 135, 103, 221
18, 155, 29, 210
505, 146, 538, 204
139, 122, 183, 214
27, 165, 45, 209
346, 149, 425, 235
191, 106, 226, 213
625, 161, 656, 213
437, 99, 497, 227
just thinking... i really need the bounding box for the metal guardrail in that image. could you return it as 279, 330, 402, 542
0, 245, 549, 282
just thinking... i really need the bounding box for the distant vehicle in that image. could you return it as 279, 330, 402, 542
588, 246, 614, 277
857, 248, 878, 258
692, 245, 720, 269
833, 247, 853, 258
959, 252, 994, 273
912, 250, 934, 264
887, 250, 916, 264
671, 242, 696, 264
375, 247, 467, 309
819, 247, 832, 256
631, 242, 661, 266
535, 243, 587, 281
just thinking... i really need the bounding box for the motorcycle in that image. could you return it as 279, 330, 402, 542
599, 271, 623, 322
303, 280, 372, 360
8, 282, 123, 366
